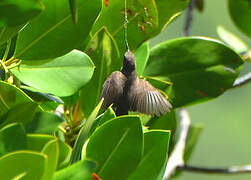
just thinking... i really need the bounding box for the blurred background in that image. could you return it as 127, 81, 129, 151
150, 0, 251, 180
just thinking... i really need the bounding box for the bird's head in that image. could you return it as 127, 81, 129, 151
123, 50, 136, 74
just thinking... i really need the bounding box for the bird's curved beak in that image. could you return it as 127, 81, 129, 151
126, 40, 130, 52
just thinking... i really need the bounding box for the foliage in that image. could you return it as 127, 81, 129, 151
0, 0, 250, 179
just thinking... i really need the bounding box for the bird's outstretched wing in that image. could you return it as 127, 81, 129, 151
129, 79, 172, 116
100, 71, 126, 109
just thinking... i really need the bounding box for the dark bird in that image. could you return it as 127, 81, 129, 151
100, 46, 172, 116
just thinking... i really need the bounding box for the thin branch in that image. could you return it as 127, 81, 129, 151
163, 109, 191, 180
178, 164, 251, 174
233, 72, 251, 88
183, 0, 195, 36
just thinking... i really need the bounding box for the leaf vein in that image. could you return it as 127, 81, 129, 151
98, 128, 130, 174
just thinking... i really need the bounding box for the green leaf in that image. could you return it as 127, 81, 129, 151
80, 29, 121, 117
21, 85, 63, 104
70, 99, 103, 164
0, 81, 34, 116
0, 25, 24, 46
155, 0, 189, 33
85, 115, 143, 180
128, 130, 171, 180
0, 151, 47, 180
0, 0, 43, 27
92, 0, 188, 57
69, 0, 78, 25
27, 112, 63, 134
147, 110, 177, 131
228, 0, 251, 37
40, 101, 59, 111
42, 139, 59, 180
184, 125, 203, 162
135, 41, 149, 76
57, 140, 72, 170
92, 0, 157, 56
27, 134, 55, 151
144, 76, 172, 93
15, 0, 101, 60
26, 134, 72, 169
217, 25, 249, 53
11, 50, 95, 97
54, 159, 96, 180
96, 106, 116, 127
89, 106, 116, 136
0, 123, 27, 157
144, 37, 244, 108
0, 101, 38, 129
1, 34, 18, 60
20, 87, 61, 111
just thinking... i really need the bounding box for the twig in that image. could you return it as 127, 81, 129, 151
163, 109, 191, 180
178, 164, 251, 174
233, 72, 251, 88
183, 0, 195, 36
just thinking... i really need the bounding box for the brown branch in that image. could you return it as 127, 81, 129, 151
183, 0, 195, 36
163, 109, 191, 180
162, 108, 251, 180
178, 164, 251, 174
233, 72, 251, 88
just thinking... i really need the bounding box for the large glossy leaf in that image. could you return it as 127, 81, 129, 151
228, 0, 251, 37
42, 139, 59, 180
21, 85, 63, 103
14, 0, 101, 60
0, 151, 47, 180
0, 123, 27, 157
27, 134, 55, 152
27, 112, 63, 134
0, 81, 34, 116
147, 110, 177, 131
155, 0, 189, 34
217, 26, 248, 53
144, 37, 244, 108
70, 99, 103, 164
11, 50, 95, 97
54, 159, 96, 180
92, 0, 157, 56
135, 41, 149, 76
26, 134, 72, 169
128, 130, 171, 180
69, 0, 78, 25
92, 0, 188, 58
95, 106, 116, 128
0, 102, 38, 129
0, 0, 43, 27
80, 30, 121, 116
57, 140, 72, 170
84, 116, 143, 180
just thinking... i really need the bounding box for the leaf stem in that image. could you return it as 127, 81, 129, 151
2, 40, 11, 62
4, 57, 15, 65
7, 60, 22, 70
58, 126, 67, 134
